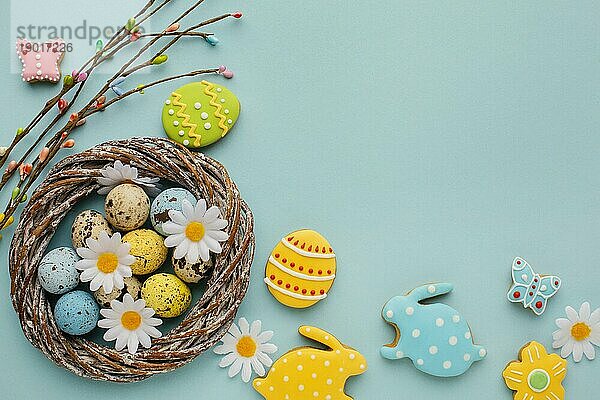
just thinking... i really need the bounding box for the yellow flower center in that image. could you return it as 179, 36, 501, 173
121, 311, 142, 331
97, 252, 119, 273
571, 322, 591, 341
185, 221, 205, 242
236, 336, 257, 358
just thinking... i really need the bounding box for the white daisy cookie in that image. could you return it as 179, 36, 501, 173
75, 231, 135, 293
97, 294, 163, 354
97, 160, 160, 195
552, 301, 600, 362
214, 318, 278, 383
163, 198, 228, 264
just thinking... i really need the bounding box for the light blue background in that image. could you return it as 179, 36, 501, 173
1, 1, 599, 399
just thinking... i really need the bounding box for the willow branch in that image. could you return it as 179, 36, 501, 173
0, 0, 204, 185
0, 0, 163, 169
0, 68, 221, 232
90, 68, 219, 115
140, 31, 211, 38
0, 1, 242, 232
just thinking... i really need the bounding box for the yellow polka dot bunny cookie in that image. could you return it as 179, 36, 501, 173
253, 326, 367, 400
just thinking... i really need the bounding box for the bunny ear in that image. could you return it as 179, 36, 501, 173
298, 326, 343, 350
408, 283, 454, 303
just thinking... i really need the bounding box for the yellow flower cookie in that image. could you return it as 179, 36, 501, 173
502, 341, 567, 400
264, 230, 336, 308
253, 326, 367, 400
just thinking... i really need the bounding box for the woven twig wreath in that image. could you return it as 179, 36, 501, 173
9, 137, 254, 382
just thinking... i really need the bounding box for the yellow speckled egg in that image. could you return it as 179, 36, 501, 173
104, 183, 150, 231
141, 273, 191, 318
122, 229, 168, 275
71, 210, 113, 249
264, 229, 336, 309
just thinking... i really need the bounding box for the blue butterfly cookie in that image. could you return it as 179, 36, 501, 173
507, 257, 561, 316
380, 283, 486, 377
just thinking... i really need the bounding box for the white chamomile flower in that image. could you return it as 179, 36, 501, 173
552, 301, 600, 362
75, 231, 135, 293
97, 160, 160, 195
214, 318, 278, 383
97, 294, 163, 354
163, 199, 228, 264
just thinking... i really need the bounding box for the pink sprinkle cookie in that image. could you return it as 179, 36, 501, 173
16, 38, 65, 83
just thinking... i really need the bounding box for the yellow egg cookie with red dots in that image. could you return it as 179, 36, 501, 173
264, 230, 336, 308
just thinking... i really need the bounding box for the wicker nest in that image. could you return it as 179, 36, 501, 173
9, 137, 255, 382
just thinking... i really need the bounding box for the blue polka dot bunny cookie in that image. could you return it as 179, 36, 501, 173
380, 283, 486, 377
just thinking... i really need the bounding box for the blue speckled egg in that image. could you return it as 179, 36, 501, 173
38, 247, 80, 294
150, 188, 196, 236
54, 291, 99, 335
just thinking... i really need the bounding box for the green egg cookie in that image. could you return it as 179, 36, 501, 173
162, 81, 240, 148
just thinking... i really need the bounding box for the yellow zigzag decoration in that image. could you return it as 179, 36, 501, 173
171, 91, 201, 146
201, 80, 229, 138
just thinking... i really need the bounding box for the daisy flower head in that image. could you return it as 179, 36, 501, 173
163, 198, 228, 264
97, 294, 162, 354
214, 318, 278, 383
75, 231, 135, 293
552, 301, 600, 362
97, 160, 160, 195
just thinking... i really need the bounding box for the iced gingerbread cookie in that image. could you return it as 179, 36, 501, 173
381, 283, 486, 377
507, 257, 561, 316
162, 81, 240, 148
264, 229, 336, 309
503, 341, 567, 400
16, 38, 65, 83
253, 326, 367, 400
